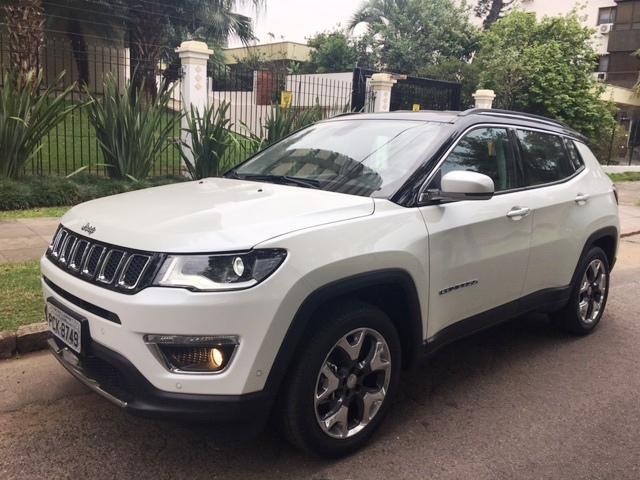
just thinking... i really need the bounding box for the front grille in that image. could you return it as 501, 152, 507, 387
47, 225, 162, 294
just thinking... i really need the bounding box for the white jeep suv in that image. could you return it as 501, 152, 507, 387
42, 109, 619, 456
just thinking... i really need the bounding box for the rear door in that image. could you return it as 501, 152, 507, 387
419, 126, 533, 338
516, 130, 607, 295
516, 129, 612, 295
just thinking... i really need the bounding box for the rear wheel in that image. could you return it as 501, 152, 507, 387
553, 246, 610, 335
280, 301, 401, 457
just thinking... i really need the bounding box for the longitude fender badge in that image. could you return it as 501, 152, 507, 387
439, 279, 479, 295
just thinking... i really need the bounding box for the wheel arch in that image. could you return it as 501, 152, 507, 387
577, 226, 619, 277
263, 269, 423, 401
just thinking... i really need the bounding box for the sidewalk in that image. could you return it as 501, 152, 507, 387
0, 218, 58, 264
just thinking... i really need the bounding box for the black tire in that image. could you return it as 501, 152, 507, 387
280, 300, 402, 457
553, 246, 610, 335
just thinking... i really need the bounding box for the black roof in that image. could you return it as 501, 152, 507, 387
326, 108, 586, 141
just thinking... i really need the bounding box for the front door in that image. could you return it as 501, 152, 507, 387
419, 126, 533, 339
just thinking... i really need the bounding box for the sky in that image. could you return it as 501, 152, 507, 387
228, 0, 366, 47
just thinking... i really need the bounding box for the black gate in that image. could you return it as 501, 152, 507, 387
351, 68, 461, 112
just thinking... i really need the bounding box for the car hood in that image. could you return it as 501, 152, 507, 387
61, 178, 375, 252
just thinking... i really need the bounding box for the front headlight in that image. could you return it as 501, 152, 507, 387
152, 249, 286, 291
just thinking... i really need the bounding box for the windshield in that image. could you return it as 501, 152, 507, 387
228, 119, 448, 198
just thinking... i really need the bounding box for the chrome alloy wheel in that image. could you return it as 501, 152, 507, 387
314, 328, 392, 439
578, 259, 608, 325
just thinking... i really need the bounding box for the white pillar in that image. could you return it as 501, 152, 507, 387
472, 89, 496, 109
369, 73, 397, 113
176, 40, 213, 170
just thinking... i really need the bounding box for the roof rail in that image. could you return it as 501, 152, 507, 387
459, 108, 570, 129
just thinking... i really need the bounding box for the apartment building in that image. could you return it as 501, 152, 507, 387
520, 0, 639, 159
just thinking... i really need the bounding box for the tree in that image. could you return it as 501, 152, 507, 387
349, 0, 479, 74
474, 0, 515, 29
42, 0, 122, 86
125, 0, 261, 96
1, 0, 45, 77
304, 30, 358, 73
303, 28, 376, 73
33, 1, 260, 95
475, 11, 616, 145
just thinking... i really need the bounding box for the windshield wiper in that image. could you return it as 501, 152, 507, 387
234, 174, 321, 189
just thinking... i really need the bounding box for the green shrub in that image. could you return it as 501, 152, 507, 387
85, 74, 180, 180
0, 175, 183, 211
0, 71, 78, 179
179, 102, 237, 179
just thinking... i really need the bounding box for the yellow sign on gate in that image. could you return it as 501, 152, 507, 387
412, 104, 421, 112
280, 91, 293, 108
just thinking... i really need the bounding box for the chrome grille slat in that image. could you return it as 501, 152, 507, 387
46, 226, 157, 294
82, 244, 106, 277
97, 250, 126, 284
117, 254, 151, 290
59, 235, 77, 264
69, 240, 89, 271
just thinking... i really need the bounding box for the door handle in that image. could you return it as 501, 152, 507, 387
506, 207, 531, 219
575, 193, 590, 204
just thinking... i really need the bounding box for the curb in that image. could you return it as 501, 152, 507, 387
0, 322, 49, 359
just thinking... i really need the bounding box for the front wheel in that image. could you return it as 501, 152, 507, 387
280, 301, 401, 457
553, 246, 610, 335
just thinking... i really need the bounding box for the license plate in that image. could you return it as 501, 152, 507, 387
47, 301, 83, 354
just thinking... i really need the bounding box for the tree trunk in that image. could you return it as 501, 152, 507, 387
2, 0, 45, 78
128, 7, 165, 99
66, 17, 90, 86
483, 0, 505, 29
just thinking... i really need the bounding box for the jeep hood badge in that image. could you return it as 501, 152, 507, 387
81, 222, 96, 235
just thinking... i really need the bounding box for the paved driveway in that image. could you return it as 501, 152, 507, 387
1, 238, 640, 479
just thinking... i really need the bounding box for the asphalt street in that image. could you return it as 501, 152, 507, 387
1, 238, 640, 480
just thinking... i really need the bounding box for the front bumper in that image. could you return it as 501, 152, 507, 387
40, 254, 289, 396
48, 337, 271, 428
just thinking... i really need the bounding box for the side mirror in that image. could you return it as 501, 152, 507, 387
420, 170, 495, 203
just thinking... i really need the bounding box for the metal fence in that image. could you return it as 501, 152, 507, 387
1, 36, 463, 177
351, 67, 462, 113
210, 65, 354, 167
0, 34, 183, 177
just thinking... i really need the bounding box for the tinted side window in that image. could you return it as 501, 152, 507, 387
516, 130, 574, 186
564, 139, 584, 171
432, 127, 517, 192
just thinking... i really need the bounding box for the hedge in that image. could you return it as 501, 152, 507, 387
0, 175, 184, 211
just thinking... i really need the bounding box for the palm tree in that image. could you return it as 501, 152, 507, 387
127, 0, 262, 97
348, 0, 477, 74
1, 0, 45, 77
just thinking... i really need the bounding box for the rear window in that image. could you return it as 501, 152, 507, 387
564, 139, 585, 171
516, 130, 575, 186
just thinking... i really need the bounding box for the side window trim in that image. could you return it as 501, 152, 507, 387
416, 123, 585, 205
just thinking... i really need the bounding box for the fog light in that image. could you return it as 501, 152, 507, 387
144, 334, 238, 373
208, 347, 224, 369
232, 256, 245, 277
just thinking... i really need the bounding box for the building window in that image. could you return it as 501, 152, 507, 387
598, 55, 610, 72
598, 7, 616, 25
